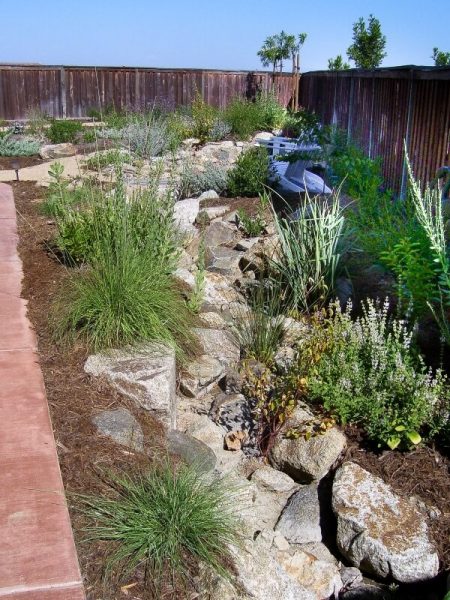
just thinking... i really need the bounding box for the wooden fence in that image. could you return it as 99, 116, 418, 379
299, 66, 450, 194
0, 64, 293, 120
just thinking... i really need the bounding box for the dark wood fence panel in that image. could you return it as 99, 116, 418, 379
299, 67, 450, 194
0, 65, 293, 121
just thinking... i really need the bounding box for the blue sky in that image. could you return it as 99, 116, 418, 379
0, 0, 448, 72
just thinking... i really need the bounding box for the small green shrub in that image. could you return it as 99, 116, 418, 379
48, 120, 82, 143
191, 94, 218, 142
237, 191, 269, 237
301, 299, 448, 449
78, 462, 240, 589
0, 134, 40, 156
177, 159, 228, 199
270, 191, 348, 312
227, 146, 271, 197
224, 93, 285, 139
84, 149, 133, 171
82, 129, 97, 143
86, 107, 101, 121
121, 114, 175, 157
187, 236, 206, 314
25, 107, 50, 139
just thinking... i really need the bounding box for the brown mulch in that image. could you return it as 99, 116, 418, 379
343, 426, 450, 571
13, 181, 169, 599
200, 195, 261, 216
0, 155, 45, 170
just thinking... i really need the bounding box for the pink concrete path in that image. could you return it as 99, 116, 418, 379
0, 183, 85, 599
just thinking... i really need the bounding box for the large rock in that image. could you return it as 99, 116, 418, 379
174, 197, 199, 234
248, 466, 299, 531
227, 538, 317, 600
270, 406, 346, 482
277, 550, 343, 600
195, 327, 240, 367
92, 407, 144, 451
332, 462, 439, 583
275, 484, 321, 544
85, 345, 176, 428
40, 142, 77, 159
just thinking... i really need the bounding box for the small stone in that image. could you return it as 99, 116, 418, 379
179, 355, 224, 398
224, 430, 248, 451
235, 237, 260, 252
204, 221, 236, 248
174, 197, 200, 233
195, 327, 240, 367
40, 142, 77, 159
340, 567, 363, 589
92, 407, 143, 451
273, 532, 290, 552
203, 272, 242, 310
167, 430, 216, 473
277, 550, 343, 600
186, 415, 243, 475
204, 205, 230, 220
275, 484, 322, 544
198, 189, 219, 200
205, 246, 243, 275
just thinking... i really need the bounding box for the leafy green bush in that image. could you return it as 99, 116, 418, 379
227, 146, 271, 197
270, 191, 348, 312
302, 299, 448, 449
84, 149, 134, 171
177, 159, 228, 199
78, 462, 239, 589
282, 109, 325, 144
191, 94, 218, 142
224, 93, 285, 139
48, 120, 82, 143
0, 134, 40, 156
53, 180, 193, 355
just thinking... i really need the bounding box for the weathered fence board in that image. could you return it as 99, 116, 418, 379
0, 64, 293, 120
299, 66, 450, 193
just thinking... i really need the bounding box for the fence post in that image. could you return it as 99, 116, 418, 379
60, 66, 67, 118
368, 74, 375, 159
400, 69, 415, 199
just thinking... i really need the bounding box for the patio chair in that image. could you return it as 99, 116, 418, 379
255, 134, 331, 195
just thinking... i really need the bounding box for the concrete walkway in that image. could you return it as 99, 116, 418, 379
0, 155, 86, 186
0, 183, 85, 599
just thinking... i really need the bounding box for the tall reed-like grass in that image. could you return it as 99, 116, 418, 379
270, 190, 348, 312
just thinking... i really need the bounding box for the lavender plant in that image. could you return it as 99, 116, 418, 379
303, 298, 448, 449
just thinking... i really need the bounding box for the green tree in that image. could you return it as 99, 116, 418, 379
432, 47, 450, 66
347, 14, 387, 69
328, 55, 350, 70
258, 31, 306, 76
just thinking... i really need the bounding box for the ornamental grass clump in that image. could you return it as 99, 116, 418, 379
270, 191, 348, 312
301, 298, 449, 449
53, 169, 194, 356
79, 463, 240, 591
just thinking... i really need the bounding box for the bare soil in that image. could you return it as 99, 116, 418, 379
0, 155, 45, 170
